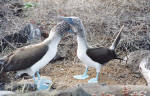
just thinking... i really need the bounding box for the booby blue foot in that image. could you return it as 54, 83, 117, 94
88, 72, 99, 83
74, 67, 89, 79
88, 78, 98, 83
36, 71, 41, 80
33, 72, 52, 90
74, 74, 89, 79
36, 78, 52, 90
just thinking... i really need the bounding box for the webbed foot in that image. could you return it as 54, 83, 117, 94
36, 78, 52, 90
88, 78, 98, 83
74, 74, 89, 80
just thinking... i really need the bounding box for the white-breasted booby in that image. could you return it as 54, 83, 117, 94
63, 17, 124, 83
0, 20, 75, 88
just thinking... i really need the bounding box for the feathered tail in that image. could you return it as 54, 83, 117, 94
109, 25, 124, 50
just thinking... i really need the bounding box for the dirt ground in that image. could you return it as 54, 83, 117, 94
0, 0, 150, 91
40, 58, 146, 90
0, 38, 147, 90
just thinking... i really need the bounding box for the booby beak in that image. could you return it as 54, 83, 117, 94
57, 16, 74, 25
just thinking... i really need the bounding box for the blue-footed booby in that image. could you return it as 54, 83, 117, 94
62, 17, 124, 83
0, 20, 75, 89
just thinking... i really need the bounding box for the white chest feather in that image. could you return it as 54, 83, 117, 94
16, 30, 61, 76
31, 43, 57, 72
77, 47, 99, 67
16, 43, 58, 76
77, 37, 99, 68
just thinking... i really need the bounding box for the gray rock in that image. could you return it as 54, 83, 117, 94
123, 50, 150, 75
9, 84, 150, 96
0, 23, 42, 52
0, 91, 15, 96
118, 39, 150, 52
79, 84, 150, 96
2, 76, 52, 92
11, 87, 91, 96
66, 87, 91, 96
3, 82, 37, 93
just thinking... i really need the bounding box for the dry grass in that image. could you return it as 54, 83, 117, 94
1, 0, 150, 91
23, 0, 150, 50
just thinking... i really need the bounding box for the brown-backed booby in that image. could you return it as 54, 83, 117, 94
0, 20, 75, 89
63, 17, 124, 83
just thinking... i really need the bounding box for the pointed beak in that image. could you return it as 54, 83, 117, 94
57, 16, 74, 25
68, 29, 74, 34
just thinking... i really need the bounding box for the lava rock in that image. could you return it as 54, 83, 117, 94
0, 23, 42, 52
123, 50, 150, 75
118, 38, 150, 52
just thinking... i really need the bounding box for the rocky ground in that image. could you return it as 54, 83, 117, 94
0, 0, 150, 95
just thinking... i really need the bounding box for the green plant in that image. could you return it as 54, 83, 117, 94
24, 2, 35, 9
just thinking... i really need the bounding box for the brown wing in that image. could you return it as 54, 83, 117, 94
3, 44, 48, 72
86, 47, 117, 65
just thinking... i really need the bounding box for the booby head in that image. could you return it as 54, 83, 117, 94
51, 21, 75, 36
56, 16, 84, 35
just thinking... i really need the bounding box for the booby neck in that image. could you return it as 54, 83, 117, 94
42, 21, 72, 46
42, 30, 61, 46
77, 27, 89, 52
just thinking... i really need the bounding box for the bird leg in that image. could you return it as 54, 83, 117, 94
32, 74, 36, 82
74, 67, 89, 79
36, 71, 41, 80
88, 72, 99, 83
32, 73, 40, 90
33, 72, 52, 91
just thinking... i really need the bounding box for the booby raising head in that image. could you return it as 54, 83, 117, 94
63, 17, 124, 83
0, 20, 76, 90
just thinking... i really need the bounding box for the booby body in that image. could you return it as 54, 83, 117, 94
62, 17, 123, 83
0, 21, 74, 89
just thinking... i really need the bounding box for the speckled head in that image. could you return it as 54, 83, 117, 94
51, 21, 76, 37
57, 16, 85, 37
